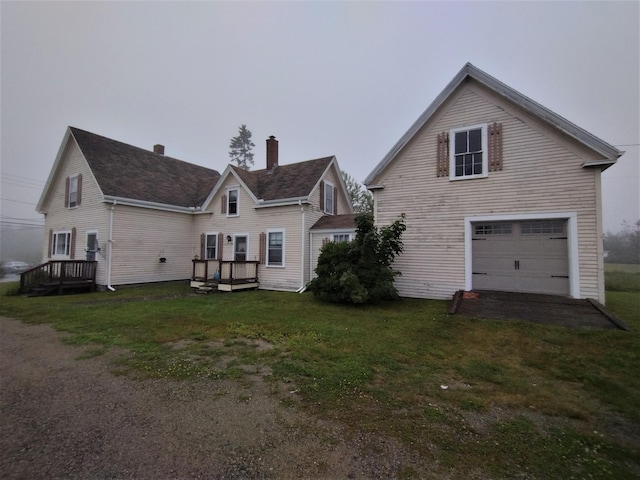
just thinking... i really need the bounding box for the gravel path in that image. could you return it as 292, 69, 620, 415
0, 317, 426, 479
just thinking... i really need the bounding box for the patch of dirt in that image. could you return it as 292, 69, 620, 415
0, 317, 430, 479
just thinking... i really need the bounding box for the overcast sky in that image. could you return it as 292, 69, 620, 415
1, 1, 638, 237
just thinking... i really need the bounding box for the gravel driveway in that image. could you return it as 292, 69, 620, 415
0, 317, 426, 479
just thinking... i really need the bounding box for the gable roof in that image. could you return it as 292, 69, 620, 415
67, 127, 220, 208
365, 63, 623, 185
232, 157, 335, 201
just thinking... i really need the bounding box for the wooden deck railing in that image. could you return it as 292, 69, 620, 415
192, 259, 259, 285
20, 260, 97, 295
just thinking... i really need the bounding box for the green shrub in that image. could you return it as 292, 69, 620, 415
308, 213, 406, 304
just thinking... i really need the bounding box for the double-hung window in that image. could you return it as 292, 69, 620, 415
450, 124, 487, 180
205, 233, 218, 259
68, 175, 79, 208
227, 188, 239, 216
267, 229, 284, 267
52, 231, 71, 257
324, 182, 334, 214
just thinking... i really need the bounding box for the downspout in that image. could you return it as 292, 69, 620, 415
106, 200, 116, 291
297, 199, 306, 293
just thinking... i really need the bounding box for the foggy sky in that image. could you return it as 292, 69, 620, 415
1, 1, 638, 236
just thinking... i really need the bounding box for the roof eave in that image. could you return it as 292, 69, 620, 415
255, 197, 311, 208
103, 196, 199, 214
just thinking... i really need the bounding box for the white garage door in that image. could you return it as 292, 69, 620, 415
472, 219, 569, 295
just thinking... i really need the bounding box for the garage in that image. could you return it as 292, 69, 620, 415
471, 219, 570, 296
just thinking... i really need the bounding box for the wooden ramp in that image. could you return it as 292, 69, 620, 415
449, 290, 628, 330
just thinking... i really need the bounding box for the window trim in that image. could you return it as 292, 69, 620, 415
52, 230, 72, 258
204, 231, 218, 260
449, 124, 488, 181
68, 175, 79, 208
266, 229, 285, 268
324, 181, 335, 214
331, 233, 352, 242
227, 187, 239, 217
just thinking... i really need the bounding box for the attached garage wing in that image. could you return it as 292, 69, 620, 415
471, 220, 570, 296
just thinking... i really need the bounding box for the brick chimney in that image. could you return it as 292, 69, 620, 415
266, 136, 278, 169
153, 144, 165, 155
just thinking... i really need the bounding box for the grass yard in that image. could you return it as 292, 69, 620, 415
605, 262, 640, 292
1, 281, 639, 479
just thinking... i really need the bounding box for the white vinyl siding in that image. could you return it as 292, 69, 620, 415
110, 205, 195, 285
370, 82, 604, 302
40, 139, 110, 285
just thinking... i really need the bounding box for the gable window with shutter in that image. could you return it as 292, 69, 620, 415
65, 174, 82, 208
450, 124, 487, 180
324, 181, 335, 214
227, 188, 239, 216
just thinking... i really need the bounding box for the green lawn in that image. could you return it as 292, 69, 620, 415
605, 263, 640, 292
1, 282, 639, 479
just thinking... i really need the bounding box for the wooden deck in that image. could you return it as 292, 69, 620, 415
449, 290, 628, 330
191, 259, 259, 293
20, 261, 97, 296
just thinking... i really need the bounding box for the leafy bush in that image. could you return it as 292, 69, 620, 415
307, 213, 406, 304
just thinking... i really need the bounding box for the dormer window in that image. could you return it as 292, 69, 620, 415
450, 124, 488, 180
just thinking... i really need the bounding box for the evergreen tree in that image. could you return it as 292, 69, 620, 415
229, 124, 255, 170
341, 171, 373, 214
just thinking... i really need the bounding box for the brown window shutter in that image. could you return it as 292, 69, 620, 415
334, 189, 338, 215
319, 181, 324, 211
322, 237, 329, 247
259, 232, 266, 264
221, 194, 227, 214
217, 233, 224, 260
200, 233, 205, 260
77, 174, 83, 206
488, 122, 503, 172
48, 229, 53, 258
65, 177, 70, 207
70, 227, 77, 259
437, 132, 450, 177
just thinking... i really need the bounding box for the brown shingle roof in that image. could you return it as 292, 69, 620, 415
70, 127, 220, 208
311, 214, 357, 230
231, 156, 334, 201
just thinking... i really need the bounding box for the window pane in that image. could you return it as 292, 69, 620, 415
468, 129, 482, 152
268, 232, 283, 265
464, 154, 473, 175
228, 189, 238, 214
455, 131, 467, 154
473, 153, 483, 174
206, 234, 217, 259
325, 185, 334, 213
68, 176, 78, 207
